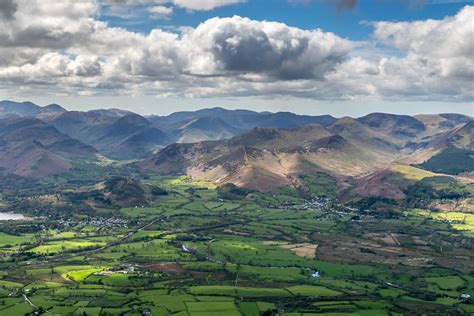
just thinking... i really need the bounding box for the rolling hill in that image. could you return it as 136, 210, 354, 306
357, 112, 426, 139
171, 116, 241, 143
47, 111, 168, 159
410, 120, 474, 176
140, 117, 473, 198
140, 123, 404, 192
0, 117, 97, 177
148, 107, 337, 131
146, 107, 337, 144
0, 100, 471, 201
0, 100, 66, 118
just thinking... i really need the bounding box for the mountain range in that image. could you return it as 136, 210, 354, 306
0, 100, 472, 203
0, 100, 338, 160
140, 114, 472, 192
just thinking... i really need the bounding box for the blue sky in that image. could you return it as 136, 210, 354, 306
103, 1, 470, 40
1, 0, 473, 116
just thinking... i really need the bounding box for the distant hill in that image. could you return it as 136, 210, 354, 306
172, 116, 241, 143
139, 123, 403, 192
150, 107, 337, 130
48, 112, 167, 159
140, 115, 473, 196
146, 107, 337, 145
87, 108, 134, 117
0, 99, 472, 198
0, 100, 65, 118
426, 120, 473, 150
0, 102, 339, 158
73, 177, 168, 208
357, 113, 426, 139
347, 119, 473, 203
415, 113, 472, 132
0, 117, 96, 177
406, 120, 474, 177
328, 117, 401, 154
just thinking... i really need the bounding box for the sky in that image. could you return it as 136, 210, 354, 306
0, 0, 473, 116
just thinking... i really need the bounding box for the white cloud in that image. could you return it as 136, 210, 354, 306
101, 0, 244, 14
147, 5, 173, 19
171, 0, 244, 11
148, 5, 173, 14
179, 16, 354, 80
0, 1, 472, 103
332, 5, 474, 101
372, 6, 474, 80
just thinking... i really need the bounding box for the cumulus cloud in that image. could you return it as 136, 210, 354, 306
372, 6, 474, 80
1, 53, 102, 79
147, 5, 173, 19
0, 0, 472, 103
0, 0, 99, 50
102, 0, 244, 13
347, 5, 474, 101
171, 0, 244, 11
180, 16, 354, 80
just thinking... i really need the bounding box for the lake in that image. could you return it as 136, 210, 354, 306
0, 212, 30, 221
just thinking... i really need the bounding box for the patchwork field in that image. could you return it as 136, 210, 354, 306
0, 173, 472, 315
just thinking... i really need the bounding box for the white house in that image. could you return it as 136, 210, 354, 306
311, 271, 321, 278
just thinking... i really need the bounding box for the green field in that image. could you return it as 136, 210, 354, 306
0, 173, 472, 315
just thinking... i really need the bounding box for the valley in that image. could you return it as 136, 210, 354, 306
1, 1, 472, 315
0, 100, 473, 315
0, 173, 473, 315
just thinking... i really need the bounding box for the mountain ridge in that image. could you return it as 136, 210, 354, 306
0, 100, 472, 198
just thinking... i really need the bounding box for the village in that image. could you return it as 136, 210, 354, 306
57, 217, 129, 229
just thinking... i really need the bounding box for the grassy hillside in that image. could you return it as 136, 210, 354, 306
419, 146, 474, 175
299, 172, 340, 198
348, 163, 461, 202
406, 176, 474, 200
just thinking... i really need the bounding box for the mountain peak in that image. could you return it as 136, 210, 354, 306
114, 113, 151, 127
182, 116, 239, 132
229, 127, 282, 147
44, 103, 66, 112
358, 113, 425, 129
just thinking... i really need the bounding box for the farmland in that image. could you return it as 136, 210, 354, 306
0, 173, 473, 315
